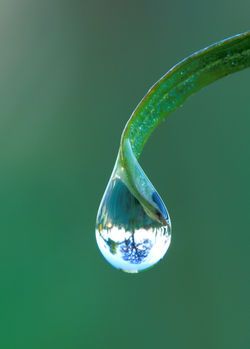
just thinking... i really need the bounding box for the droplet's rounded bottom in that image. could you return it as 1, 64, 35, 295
96, 225, 171, 273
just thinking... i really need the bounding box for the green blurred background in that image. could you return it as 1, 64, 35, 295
0, 1, 249, 348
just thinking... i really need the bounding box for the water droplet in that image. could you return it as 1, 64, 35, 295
96, 153, 171, 273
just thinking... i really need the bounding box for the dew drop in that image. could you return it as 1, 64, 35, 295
96, 160, 171, 273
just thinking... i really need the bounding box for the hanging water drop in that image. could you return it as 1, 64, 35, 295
96, 144, 171, 273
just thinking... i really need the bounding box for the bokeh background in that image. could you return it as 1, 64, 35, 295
0, 1, 249, 348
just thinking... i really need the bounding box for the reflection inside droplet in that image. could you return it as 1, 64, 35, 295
96, 170, 171, 273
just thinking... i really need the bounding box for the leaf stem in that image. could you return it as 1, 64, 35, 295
120, 31, 250, 160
